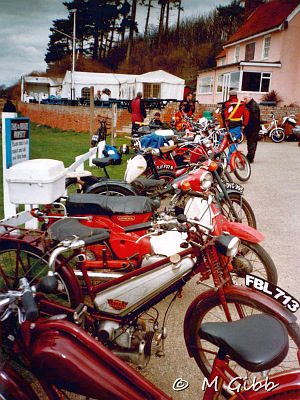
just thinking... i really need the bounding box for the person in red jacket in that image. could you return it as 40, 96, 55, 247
179, 92, 194, 117
128, 92, 147, 134
222, 90, 249, 139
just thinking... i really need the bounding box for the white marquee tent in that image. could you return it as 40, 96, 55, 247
61, 70, 185, 100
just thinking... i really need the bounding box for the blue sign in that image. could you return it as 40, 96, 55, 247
5, 118, 30, 168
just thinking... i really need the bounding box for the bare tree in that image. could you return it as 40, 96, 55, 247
126, 0, 138, 62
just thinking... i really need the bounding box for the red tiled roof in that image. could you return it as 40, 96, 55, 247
216, 49, 226, 59
225, 0, 300, 45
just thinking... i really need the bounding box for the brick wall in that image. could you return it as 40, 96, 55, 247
18, 101, 299, 135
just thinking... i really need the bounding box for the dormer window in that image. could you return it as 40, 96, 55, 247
234, 45, 240, 63
245, 42, 255, 61
262, 35, 271, 59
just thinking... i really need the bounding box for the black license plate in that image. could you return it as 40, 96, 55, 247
245, 274, 299, 313
225, 182, 244, 194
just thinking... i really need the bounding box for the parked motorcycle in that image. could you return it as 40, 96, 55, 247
259, 112, 294, 143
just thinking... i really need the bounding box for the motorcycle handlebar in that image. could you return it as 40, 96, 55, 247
20, 278, 39, 322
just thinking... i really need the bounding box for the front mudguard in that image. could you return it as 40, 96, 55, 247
229, 150, 243, 171
221, 217, 264, 243
184, 285, 297, 358
85, 179, 138, 195
0, 362, 39, 400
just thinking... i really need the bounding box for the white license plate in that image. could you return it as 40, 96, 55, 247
245, 274, 299, 313
225, 182, 244, 194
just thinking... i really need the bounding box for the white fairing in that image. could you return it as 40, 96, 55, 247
184, 197, 213, 226
124, 155, 147, 183
94, 255, 194, 316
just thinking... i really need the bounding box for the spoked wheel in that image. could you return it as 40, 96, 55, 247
220, 193, 256, 228
0, 241, 79, 308
87, 183, 137, 196
188, 293, 300, 398
233, 153, 251, 182
270, 128, 285, 143
65, 176, 99, 196
231, 240, 278, 285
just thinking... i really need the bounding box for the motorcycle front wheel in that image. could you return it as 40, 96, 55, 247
220, 193, 256, 228
233, 153, 251, 182
270, 127, 285, 143
188, 293, 300, 398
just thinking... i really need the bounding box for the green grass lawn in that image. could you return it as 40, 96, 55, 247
0, 122, 132, 219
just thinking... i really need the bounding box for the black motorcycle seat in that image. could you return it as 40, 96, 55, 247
66, 193, 159, 216
260, 120, 268, 124
198, 314, 288, 372
47, 217, 110, 243
134, 177, 166, 188
92, 157, 114, 168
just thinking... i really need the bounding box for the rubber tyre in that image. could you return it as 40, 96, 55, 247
238, 131, 244, 143
87, 183, 137, 196
0, 241, 81, 308
271, 128, 285, 143
232, 240, 278, 285
233, 153, 251, 182
65, 175, 99, 195
188, 293, 300, 398
147, 170, 176, 183
220, 193, 257, 228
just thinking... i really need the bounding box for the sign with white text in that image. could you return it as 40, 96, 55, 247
5, 118, 30, 168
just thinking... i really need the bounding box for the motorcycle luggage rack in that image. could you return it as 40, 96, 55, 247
0, 224, 44, 246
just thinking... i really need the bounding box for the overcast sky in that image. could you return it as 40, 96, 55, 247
0, 0, 231, 87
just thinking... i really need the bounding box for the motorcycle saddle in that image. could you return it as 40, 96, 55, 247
47, 218, 110, 243
92, 157, 114, 168
66, 193, 159, 215
198, 314, 288, 372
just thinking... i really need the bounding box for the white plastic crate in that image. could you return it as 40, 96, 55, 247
6, 159, 66, 204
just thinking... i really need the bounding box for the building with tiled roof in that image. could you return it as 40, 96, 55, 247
196, 0, 300, 106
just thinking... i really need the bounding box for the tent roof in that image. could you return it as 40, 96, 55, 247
64, 71, 138, 85
63, 70, 184, 85
136, 70, 185, 84
24, 76, 63, 85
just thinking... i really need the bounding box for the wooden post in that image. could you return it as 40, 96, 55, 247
111, 102, 117, 146
90, 86, 94, 145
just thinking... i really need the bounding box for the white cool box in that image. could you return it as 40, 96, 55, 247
6, 159, 66, 204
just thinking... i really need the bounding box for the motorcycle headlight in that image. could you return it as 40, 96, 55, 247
200, 171, 213, 190
215, 234, 240, 258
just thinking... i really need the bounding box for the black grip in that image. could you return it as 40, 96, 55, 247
22, 290, 39, 322
124, 221, 152, 233
159, 185, 175, 196
189, 190, 205, 198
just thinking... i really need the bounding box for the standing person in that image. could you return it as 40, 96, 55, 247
179, 92, 194, 117
244, 93, 260, 163
128, 92, 146, 133
222, 90, 249, 154
3, 97, 16, 112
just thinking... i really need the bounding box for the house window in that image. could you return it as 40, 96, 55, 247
245, 42, 255, 61
229, 71, 240, 91
220, 57, 226, 66
262, 35, 271, 59
242, 71, 271, 92
198, 76, 213, 94
217, 74, 224, 93
234, 45, 240, 63
217, 72, 240, 93
81, 87, 90, 99
143, 83, 160, 98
